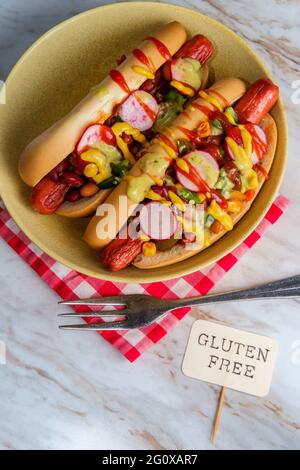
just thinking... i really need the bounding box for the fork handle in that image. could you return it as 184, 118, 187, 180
172, 275, 300, 308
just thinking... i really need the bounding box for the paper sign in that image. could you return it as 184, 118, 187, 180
182, 320, 278, 397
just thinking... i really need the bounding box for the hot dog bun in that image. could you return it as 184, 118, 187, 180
83, 77, 247, 249
19, 22, 187, 189
55, 61, 210, 219
133, 114, 277, 269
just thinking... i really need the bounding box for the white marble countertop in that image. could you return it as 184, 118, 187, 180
0, 0, 300, 450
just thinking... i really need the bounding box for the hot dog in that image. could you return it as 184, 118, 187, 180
84, 77, 247, 253
132, 79, 279, 270
90, 77, 279, 272
20, 24, 215, 218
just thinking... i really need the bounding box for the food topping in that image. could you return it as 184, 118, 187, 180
111, 122, 146, 163
183, 150, 220, 188
142, 242, 157, 257
127, 174, 153, 202
207, 200, 233, 231
81, 142, 121, 184
119, 91, 158, 131
109, 69, 131, 94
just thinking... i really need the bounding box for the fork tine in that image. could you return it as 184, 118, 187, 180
58, 310, 128, 318
59, 320, 130, 330
58, 296, 127, 306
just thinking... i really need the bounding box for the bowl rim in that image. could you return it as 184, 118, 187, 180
1, 1, 288, 283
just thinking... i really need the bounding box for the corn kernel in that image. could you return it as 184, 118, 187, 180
176, 158, 189, 173
143, 242, 157, 257
206, 192, 211, 199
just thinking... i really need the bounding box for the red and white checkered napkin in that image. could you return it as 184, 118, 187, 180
0, 196, 289, 362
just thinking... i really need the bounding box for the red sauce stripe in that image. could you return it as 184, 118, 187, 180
134, 93, 157, 122
176, 126, 197, 141
110, 69, 130, 94
254, 163, 269, 180
146, 36, 172, 61
132, 48, 155, 73
192, 103, 216, 119
209, 89, 229, 108
159, 133, 178, 152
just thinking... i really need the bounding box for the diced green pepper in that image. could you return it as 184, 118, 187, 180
177, 138, 193, 157
111, 159, 131, 177
205, 214, 215, 228
98, 176, 121, 189
164, 89, 186, 108
211, 118, 223, 131
177, 187, 201, 204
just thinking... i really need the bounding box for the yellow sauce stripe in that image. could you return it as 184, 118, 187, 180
170, 80, 195, 97
199, 90, 223, 112
132, 65, 155, 80
207, 200, 234, 231
224, 109, 237, 125
168, 190, 186, 211
153, 138, 177, 159
176, 158, 190, 173
239, 126, 252, 159
111, 122, 146, 164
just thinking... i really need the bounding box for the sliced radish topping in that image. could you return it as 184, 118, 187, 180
252, 124, 267, 146
170, 58, 202, 91
176, 168, 199, 192
119, 90, 158, 131
250, 151, 259, 165
76, 124, 116, 154
247, 124, 267, 163
184, 151, 219, 188
139, 202, 178, 240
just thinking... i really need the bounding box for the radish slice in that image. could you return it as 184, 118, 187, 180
171, 58, 202, 91
76, 124, 116, 154
252, 125, 267, 146
250, 151, 259, 165
119, 90, 158, 131
139, 202, 178, 240
251, 124, 268, 162
184, 151, 219, 188
176, 168, 199, 191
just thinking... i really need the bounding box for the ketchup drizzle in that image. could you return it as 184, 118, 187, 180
134, 93, 157, 122
110, 69, 130, 94
146, 36, 172, 61
158, 133, 178, 152
192, 103, 216, 120
132, 48, 154, 72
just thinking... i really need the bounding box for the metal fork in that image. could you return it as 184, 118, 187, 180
58, 274, 300, 330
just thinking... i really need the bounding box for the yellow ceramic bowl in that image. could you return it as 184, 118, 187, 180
0, 2, 287, 283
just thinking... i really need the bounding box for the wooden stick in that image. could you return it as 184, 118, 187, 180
211, 386, 226, 442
